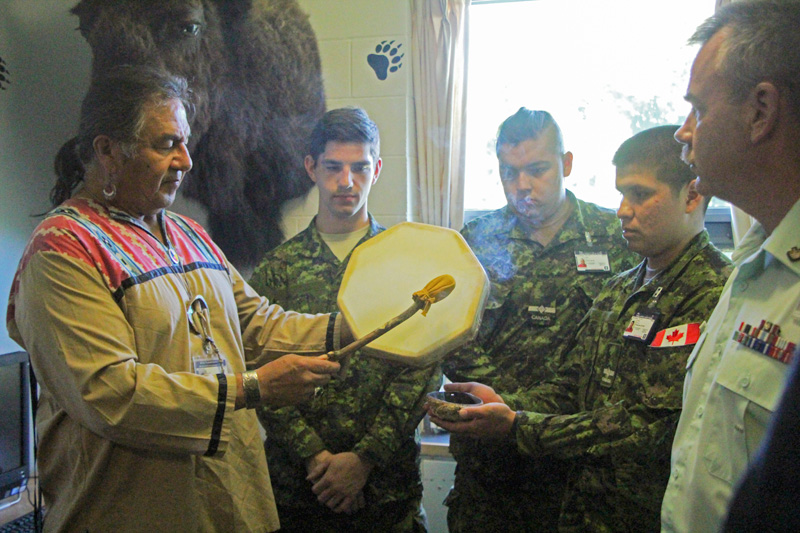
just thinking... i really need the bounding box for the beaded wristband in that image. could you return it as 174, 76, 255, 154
242, 370, 261, 409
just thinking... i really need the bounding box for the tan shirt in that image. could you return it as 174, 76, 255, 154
7, 200, 340, 532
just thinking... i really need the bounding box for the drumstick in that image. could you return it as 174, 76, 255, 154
325, 274, 456, 363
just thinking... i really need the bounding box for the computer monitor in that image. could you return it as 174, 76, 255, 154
0, 351, 32, 511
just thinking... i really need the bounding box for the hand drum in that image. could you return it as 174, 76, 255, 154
337, 222, 489, 367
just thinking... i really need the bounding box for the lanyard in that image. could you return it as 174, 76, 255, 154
188, 295, 223, 360
124, 212, 225, 365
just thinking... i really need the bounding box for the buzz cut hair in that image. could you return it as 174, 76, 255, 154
613, 125, 710, 211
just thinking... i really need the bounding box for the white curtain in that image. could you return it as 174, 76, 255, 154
715, 0, 757, 244
410, 0, 470, 229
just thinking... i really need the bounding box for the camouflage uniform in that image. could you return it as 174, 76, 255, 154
511, 230, 733, 531
249, 215, 442, 533
442, 191, 639, 532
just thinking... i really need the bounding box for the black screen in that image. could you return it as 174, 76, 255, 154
0, 352, 30, 500
0, 363, 23, 474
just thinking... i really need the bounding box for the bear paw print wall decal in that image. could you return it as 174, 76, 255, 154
368, 40, 403, 81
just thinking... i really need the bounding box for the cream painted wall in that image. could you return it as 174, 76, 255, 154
0, 0, 414, 350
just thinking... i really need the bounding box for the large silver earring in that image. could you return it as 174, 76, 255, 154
102, 182, 117, 201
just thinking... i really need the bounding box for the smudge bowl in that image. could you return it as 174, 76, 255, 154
425, 391, 483, 422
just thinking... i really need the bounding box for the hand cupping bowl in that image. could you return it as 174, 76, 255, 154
426, 391, 483, 422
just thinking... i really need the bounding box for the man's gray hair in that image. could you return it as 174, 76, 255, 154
690, 0, 800, 119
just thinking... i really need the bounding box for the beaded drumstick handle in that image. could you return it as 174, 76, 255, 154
325, 274, 456, 363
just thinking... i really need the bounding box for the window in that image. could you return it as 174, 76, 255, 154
464, 0, 720, 217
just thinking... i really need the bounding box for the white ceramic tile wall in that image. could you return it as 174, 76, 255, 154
282, 0, 414, 238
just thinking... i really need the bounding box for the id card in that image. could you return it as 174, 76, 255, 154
574, 247, 611, 273
192, 355, 229, 376
622, 310, 661, 343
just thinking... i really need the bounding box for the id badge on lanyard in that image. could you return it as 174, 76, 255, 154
192, 355, 229, 375
622, 287, 664, 344
188, 295, 231, 375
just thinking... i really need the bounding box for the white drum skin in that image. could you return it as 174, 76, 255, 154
338, 222, 489, 367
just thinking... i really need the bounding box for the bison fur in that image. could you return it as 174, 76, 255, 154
70, 0, 326, 267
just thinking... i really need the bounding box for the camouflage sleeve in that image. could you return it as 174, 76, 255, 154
513, 283, 725, 460
514, 402, 631, 459
352, 363, 443, 467
514, 395, 684, 461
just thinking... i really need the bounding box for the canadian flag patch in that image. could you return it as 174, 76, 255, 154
649, 323, 701, 348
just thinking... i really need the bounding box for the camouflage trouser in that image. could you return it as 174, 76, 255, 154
445, 469, 563, 533
275, 498, 427, 533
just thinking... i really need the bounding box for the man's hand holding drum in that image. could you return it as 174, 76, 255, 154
237, 354, 340, 409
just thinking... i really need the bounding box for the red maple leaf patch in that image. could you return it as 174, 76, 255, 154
666, 329, 684, 343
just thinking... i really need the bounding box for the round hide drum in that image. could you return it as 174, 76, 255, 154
337, 222, 489, 367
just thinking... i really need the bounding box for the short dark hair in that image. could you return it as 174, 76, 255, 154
51, 65, 192, 206
307, 107, 380, 163
495, 107, 564, 156
690, 0, 800, 120
613, 125, 709, 210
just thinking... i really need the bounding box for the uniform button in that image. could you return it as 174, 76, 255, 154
740, 376, 751, 388
696, 406, 704, 417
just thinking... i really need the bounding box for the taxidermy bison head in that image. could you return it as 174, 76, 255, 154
70, 0, 326, 267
